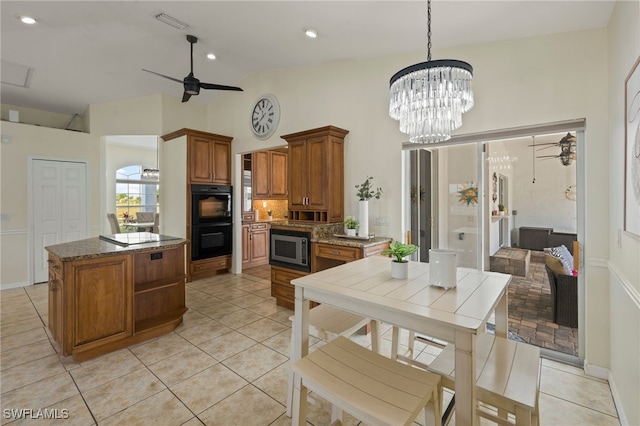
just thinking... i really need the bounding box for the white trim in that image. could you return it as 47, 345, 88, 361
608, 371, 629, 426
586, 257, 611, 269
1, 281, 31, 290
608, 261, 640, 308
583, 361, 610, 380
0, 228, 28, 235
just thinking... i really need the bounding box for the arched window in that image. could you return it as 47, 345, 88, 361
116, 165, 159, 232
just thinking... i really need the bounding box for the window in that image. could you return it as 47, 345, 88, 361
116, 165, 159, 232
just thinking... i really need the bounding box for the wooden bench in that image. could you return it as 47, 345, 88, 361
428, 333, 541, 426
286, 304, 380, 417
292, 336, 441, 426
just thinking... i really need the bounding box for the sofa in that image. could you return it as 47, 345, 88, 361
544, 264, 578, 328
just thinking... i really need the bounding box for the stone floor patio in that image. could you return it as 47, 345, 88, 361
244, 251, 579, 357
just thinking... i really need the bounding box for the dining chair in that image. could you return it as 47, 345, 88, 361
135, 212, 155, 232
152, 213, 159, 233
107, 213, 121, 234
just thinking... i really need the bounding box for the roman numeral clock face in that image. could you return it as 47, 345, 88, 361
251, 94, 280, 140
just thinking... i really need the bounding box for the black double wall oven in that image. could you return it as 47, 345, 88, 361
191, 185, 232, 261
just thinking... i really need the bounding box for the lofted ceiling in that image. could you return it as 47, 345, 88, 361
1, 1, 615, 116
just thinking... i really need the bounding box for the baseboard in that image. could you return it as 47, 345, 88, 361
583, 360, 609, 380
1, 281, 31, 290
608, 372, 629, 426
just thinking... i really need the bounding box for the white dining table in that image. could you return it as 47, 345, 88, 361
290, 255, 511, 426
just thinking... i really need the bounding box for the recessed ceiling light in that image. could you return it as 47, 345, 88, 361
206, 53, 216, 60
154, 13, 188, 30
18, 15, 36, 25
304, 29, 318, 38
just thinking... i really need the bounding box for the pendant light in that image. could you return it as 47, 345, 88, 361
389, 0, 474, 143
142, 138, 160, 181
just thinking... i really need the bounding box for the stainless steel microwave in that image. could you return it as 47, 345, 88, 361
269, 228, 311, 272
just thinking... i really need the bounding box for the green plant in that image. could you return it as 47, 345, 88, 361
381, 241, 419, 263
344, 216, 359, 229
355, 176, 383, 201
267, 209, 273, 216
498, 204, 505, 211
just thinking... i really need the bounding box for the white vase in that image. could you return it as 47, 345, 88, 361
346, 228, 356, 236
358, 200, 369, 237
391, 260, 409, 279
429, 249, 457, 288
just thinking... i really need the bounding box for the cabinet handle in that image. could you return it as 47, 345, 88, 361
212, 172, 215, 180
49, 280, 56, 291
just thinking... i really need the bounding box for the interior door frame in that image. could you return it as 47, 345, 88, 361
28, 156, 90, 285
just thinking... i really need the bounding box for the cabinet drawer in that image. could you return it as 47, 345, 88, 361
242, 213, 255, 222
191, 255, 230, 275
363, 242, 390, 258
134, 247, 184, 285
250, 223, 269, 231
314, 244, 360, 262
271, 266, 307, 286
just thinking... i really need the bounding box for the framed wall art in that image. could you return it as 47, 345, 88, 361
625, 56, 640, 237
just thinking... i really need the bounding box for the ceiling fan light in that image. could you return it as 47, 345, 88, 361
18, 15, 36, 24
304, 28, 318, 38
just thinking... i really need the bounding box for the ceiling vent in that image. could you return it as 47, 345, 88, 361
1, 59, 33, 88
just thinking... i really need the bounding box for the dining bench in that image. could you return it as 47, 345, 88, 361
428, 333, 541, 426
292, 336, 441, 426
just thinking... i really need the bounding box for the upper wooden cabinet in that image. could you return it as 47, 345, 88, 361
282, 126, 348, 222
252, 149, 288, 199
163, 128, 232, 185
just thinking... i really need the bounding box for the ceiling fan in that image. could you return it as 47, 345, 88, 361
529, 133, 577, 166
143, 35, 243, 103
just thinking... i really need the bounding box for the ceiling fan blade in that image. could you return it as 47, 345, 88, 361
527, 142, 559, 147
199, 82, 243, 91
182, 92, 192, 103
536, 155, 560, 158
142, 69, 183, 84
535, 145, 557, 151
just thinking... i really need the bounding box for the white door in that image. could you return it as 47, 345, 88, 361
32, 159, 88, 283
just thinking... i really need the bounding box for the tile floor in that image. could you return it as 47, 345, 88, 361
0, 271, 620, 425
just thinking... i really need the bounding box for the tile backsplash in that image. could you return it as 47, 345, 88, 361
251, 199, 288, 221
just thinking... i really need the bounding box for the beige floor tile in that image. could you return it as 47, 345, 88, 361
70, 349, 144, 392
267, 309, 295, 326
236, 281, 271, 293
82, 368, 165, 421
5, 393, 94, 426
204, 288, 252, 301
198, 384, 285, 425
215, 309, 263, 329
176, 319, 233, 346
540, 364, 618, 417
0, 339, 56, 371
261, 329, 292, 357
0, 325, 49, 353
1, 354, 66, 393
0, 372, 78, 422
246, 300, 282, 317
129, 332, 191, 365
147, 345, 218, 386
251, 288, 275, 299
252, 362, 290, 406
198, 331, 258, 361
227, 293, 269, 309
173, 310, 213, 333
541, 357, 607, 382
0, 309, 40, 325
195, 302, 243, 320
170, 364, 247, 414
222, 343, 288, 382
237, 318, 289, 342
538, 392, 620, 425
100, 389, 193, 426
181, 417, 205, 426
0, 316, 45, 338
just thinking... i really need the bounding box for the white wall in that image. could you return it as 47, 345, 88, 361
606, 1, 640, 425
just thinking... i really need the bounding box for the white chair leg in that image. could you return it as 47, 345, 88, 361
370, 320, 381, 353
286, 358, 294, 417
330, 405, 343, 425
408, 330, 416, 358
391, 326, 400, 360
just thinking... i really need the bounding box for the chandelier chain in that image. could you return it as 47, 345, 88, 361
427, 0, 432, 61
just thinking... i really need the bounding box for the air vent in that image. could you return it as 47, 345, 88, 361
1, 59, 32, 88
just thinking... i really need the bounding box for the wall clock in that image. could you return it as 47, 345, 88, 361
250, 94, 280, 140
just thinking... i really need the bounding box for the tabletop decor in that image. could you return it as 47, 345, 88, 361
458, 182, 478, 206
344, 216, 359, 236
429, 249, 457, 288
381, 241, 418, 279
355, 176, 383, 237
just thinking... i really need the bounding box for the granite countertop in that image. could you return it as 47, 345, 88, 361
46, 235, 186, 261
315, 236, 392, 248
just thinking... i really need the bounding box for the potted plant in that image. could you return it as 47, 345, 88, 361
267, 209, 273, 220
344, 216, 359, 236
355, 176, 383, 237
498, 203, 505, 216
381, 241, 419, 279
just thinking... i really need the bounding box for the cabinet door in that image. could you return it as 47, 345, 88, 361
250, 228, 269, 263
48, 263, 64, 346
306, 136, 328, 209
189, 136, 215, 183
270, 150, 288, 199
252, 151, 270, 198
212, 140, 231, 184
70, 255, 133, 350
288, 140, 308, 209
242, 225, 251, 263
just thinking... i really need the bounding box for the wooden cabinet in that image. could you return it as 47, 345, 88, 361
271, 239, 390, 309
47, 242, 186, 362
252, 149, 288, 199
243, 222, 270, 268
188, 132, 232, 184
282, 126, 348, 222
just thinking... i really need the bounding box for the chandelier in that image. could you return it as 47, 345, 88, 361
389, 0, 474, 143
142, 138, 160, 181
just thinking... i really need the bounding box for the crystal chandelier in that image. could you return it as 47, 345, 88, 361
389, 0, 474, 143
142, 138, 160, 181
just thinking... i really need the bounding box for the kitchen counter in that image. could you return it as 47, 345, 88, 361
316, 236, 392, 249
46, 233, 185, 261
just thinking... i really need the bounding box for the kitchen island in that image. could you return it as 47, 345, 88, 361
46, 234, 187, 361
